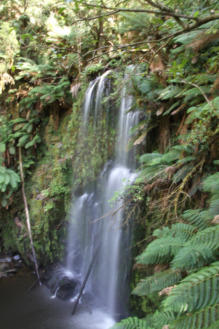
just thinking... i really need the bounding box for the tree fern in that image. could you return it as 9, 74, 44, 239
137, 222, 198, 266
139, 153, 163, 166
136, 236, 185, 265
132, 269, 182, 296
170, 303, 219, 329
153, 223, 196, 240
152, 310, 176, 328
172, 244, 215, 270
163, 262, 219, 313
131, 170, 219, 329
172, 227, 219, 270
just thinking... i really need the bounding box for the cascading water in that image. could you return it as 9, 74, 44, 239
65, 69, 139, 326
83, 70, 112, 125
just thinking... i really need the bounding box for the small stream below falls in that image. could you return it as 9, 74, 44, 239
0, 272, 115, 329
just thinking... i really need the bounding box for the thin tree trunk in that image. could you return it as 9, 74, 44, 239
18, 147, 41, 284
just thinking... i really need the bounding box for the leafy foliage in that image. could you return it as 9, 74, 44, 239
133, 269, 182, 296
0, 0, 218, 313
121, 172, 219, 329
111, 317, 150, 329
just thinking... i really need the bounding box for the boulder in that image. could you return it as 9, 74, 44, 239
56, 276, 80, 300
41, 264, 80, 300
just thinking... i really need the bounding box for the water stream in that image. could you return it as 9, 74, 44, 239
65, 69, 139, 325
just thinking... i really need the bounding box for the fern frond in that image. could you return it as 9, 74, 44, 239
152, 310, 176, 328
171, 244, 215, 270
163, 262, 219, 313
202, 173, 219, 216
111, 317, 149, 329
136, 165, 165, 183
172, 227, 219, 270
139, 224, 195, 266
132, 269, 182, 296
209, 198, 219, 217
171, 223, 196, 240
172, 303, 219, 329
191, 226, 219, 249
153, 226, 172, 238
137, 237, 185, 265
160, 149, 181, 164
159, 85, 182, 100
153, 223, 196, 241
182, 86, 211, 102
202, 173, 219, 194
182, 209, 212, 230
139, 153, 162, 166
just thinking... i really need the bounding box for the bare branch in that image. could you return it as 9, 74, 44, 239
168, 15, 219, 40
144, 0, 173, 12
83, 40, 152, 57
72, 9, 120, 24
80, 2, 198, 21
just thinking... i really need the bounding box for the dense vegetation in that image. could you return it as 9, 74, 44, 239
0, 0, 219, 328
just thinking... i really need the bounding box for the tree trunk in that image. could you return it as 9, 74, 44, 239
18, 147, 41, 284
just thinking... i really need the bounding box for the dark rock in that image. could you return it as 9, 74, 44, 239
41, 264, 80, 300
56, 276, 79, 300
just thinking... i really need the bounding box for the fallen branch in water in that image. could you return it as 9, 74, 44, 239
72, 247, 99, 315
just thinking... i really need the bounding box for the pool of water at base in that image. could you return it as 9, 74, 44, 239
0, 272, 115, 329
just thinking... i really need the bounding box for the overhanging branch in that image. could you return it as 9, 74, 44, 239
80, 2, 199, 21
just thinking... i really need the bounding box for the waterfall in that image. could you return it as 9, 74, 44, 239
65, 69, 139, 323
83, 70, 112, 125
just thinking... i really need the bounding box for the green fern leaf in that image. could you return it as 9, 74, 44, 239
152, 310, 176, 328
132, 269, 182, 296
209, 198, 219, 217
154, 223, 196, 241
191, 226, 219, 249
172, 303, 219, 329
164, 262, 219, 313
171, 244, 215, 270
139, 153, 162, 165
111, 317, 149, 329
182, 209, 212, 230
202, 173, 219, 194
137, 236, 185, 265
172, 227, 219, 270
